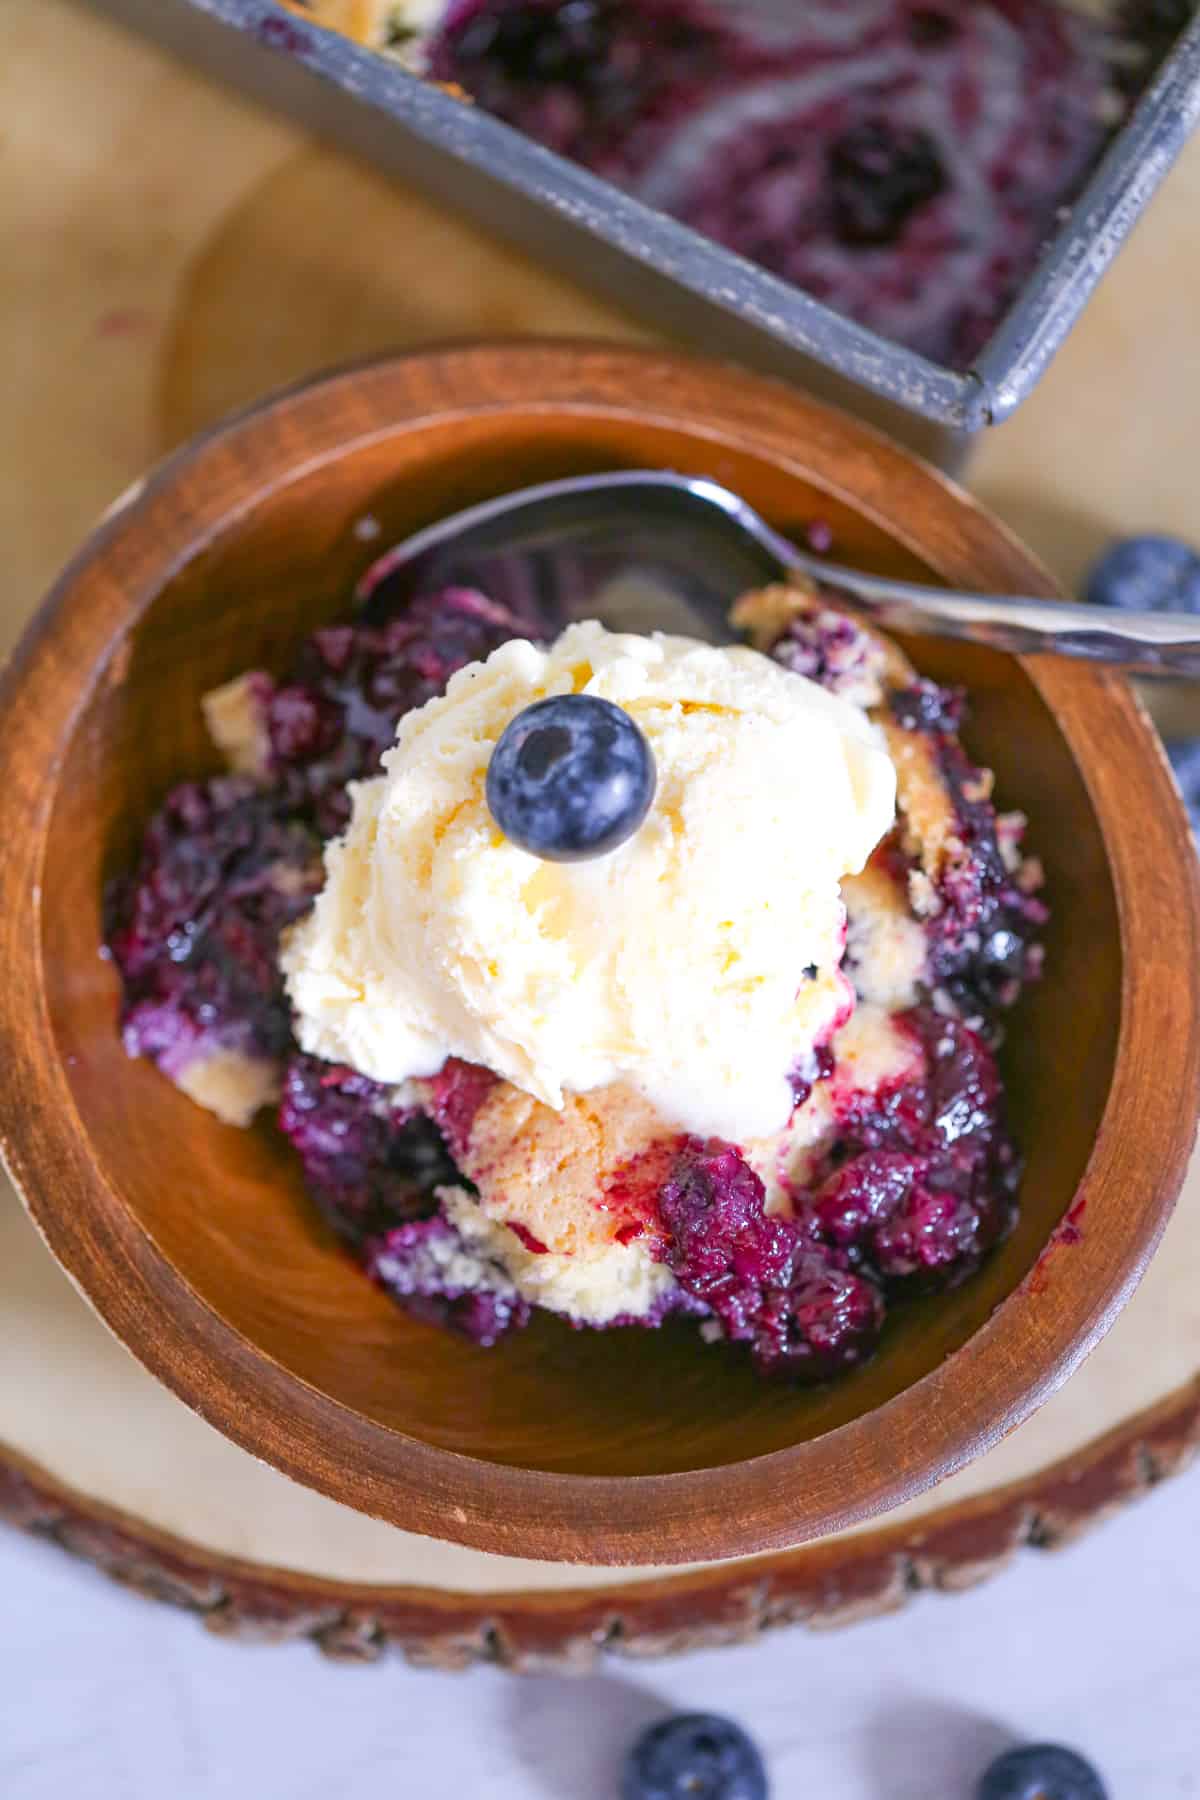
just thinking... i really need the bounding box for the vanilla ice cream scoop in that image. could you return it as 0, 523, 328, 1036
281, 620, 896, 1141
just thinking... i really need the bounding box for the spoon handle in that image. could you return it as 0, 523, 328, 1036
788, 553, 1200, 678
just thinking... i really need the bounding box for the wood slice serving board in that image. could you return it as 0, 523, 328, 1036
3, 0, 1200, 1666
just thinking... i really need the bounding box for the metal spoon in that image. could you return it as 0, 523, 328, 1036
355, 469, 1200, 677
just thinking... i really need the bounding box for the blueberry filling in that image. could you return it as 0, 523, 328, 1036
433, 0, 736, 176
105, 587, 528, 1100
107, 578, 1044, 1376
788, 1041, 835, 1110
828, 119, 947, 249
634, 1005, 1016, 1379
432, 0, 1154, 367
767, 603, 881, 701
907, 8, 958, 49
278, 1054, 456, 1243
105, 777, 323, 1076
365, 1217, 532, 1347
258, 586, 531, 837
888, 680, 1048, 1017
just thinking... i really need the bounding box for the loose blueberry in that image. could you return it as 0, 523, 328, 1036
978, 1743, 1108, 1800
485, 693, 655, 861
1166, 738, 1200, 839
621, 1713, 768, 1800
1084, 534, 1200, 612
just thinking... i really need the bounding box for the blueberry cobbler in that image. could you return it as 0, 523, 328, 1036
106, 558, 1047, 1383
280, 0, 1190, 364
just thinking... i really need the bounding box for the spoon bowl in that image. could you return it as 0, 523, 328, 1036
359, 468, 1200, 676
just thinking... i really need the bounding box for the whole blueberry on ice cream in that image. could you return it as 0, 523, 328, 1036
486, 692, 656, 860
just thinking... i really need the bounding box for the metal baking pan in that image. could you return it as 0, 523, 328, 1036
86, 0, 1200, 442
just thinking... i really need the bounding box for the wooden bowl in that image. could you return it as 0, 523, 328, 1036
2, 344, 1197, 1568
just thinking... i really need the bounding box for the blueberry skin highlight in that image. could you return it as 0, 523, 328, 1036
620, 1712, 769, 1800
485, 693, 656, 862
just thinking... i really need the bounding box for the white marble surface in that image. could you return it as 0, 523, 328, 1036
3, 1470, 1199, 1798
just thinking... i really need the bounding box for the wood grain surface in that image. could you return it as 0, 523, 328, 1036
5, 1373, 1200, 1668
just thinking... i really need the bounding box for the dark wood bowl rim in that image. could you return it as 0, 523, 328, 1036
1, 342, 1197, 1566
